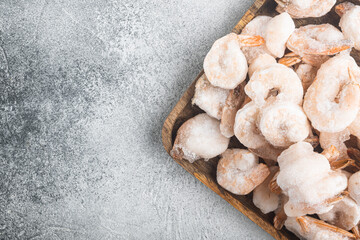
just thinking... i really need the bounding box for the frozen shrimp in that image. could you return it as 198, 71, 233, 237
253, 166, 280, 214
303, 54, 360, 132
319, 196, 360, 231
220, 82, 245, 138
320, 129, 351, 160
295, 64, 318, 92
287, 24, 352, 57
234, 101, 267, 149
248, 53, 276, 78
285, 216, 355, 240
265, 12, 295, 58
233, 101, 284, 161
277, 142, 348, 217
337, 2, 360, 51
192, 75, 229, 120
245, 63, 303, 107
279, 52, 330, 68
349, 171, 360, 205
204, 33, 264, 89
240, 16, 273, 63
259, 102, 311, 148
217, 149, 270, 195
275, 0, 336, 18
171, 113, 229, 163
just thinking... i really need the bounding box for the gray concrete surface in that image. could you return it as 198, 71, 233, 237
0, 0, 273, 239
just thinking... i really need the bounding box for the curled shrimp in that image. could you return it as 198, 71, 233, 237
275, 0, 336, 19
245, 63, 303, 107
217, 149, 270, 195
277, 142, 348, 217
204, 33, 264, 89
234, 101, 284, 161
259, 101, 311, 148
337, 2, 360, 51
171, 113, 229, 163
265, 12, 295, 58
285, 216, 356, 240
220, 82, 245, 138
192, 74, 229, 120
303, 54, 360, 132
240, 16, 273, 64
287, 24, 352, 57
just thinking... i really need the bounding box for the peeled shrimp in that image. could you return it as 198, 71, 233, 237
171, 113, 229, 163
303, 54, 360, 132
275, 0, 336, 19
277, 142, 348, 217
220, 82, 245, 138
295, 64, 318, 92
248, 53, 276, 78
319, 196, 360, 231
285, 216, 355, 240
234, 101, 267, 149
234, 101, 284, 161
320, 129, 351, 160
253, 166, 280, 214
217, 149, 270, 195
337, 2, 360, 51
287, 24, 352, 57
259, 102, 311, 148
204, 33, 264, 89
192, 75, 229, 120
245, 63, 303, 107
240, 16, 273, 64
265, 12, 295, 58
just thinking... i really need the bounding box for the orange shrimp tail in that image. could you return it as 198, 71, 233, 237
278, 56, 302, 67
238, 35, 265, 47
319, 45, 351, 55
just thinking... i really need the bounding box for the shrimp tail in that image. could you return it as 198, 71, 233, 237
335, 2, 356, 17
278, 52, 302, 67
237, 35, 265, 47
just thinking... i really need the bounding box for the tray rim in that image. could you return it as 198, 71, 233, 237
161, 0, 291, 239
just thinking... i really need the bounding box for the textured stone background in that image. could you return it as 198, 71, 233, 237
0, 0, 273, 239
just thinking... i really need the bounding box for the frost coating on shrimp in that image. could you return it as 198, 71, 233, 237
204, 33, 248, 89
276, 0, 336, 18
349, 172, 360, 205
171, 113, 229, 163
285, 216, 354, 240
253, 166, 280, 214
349, 111, 360, 139
287, 24, 352, 57
245, 63, 303, 107
248, 53, 276, 78
319, 196, 360, 230
339, 4, 360, 51
303, 54, 360, 132
192, 75, 229, 120
296, 64, 318, 92
220, 83, 245, 138
265, 13, 295, 58
320, 129, 350, 160
217, 149, 270, 195
241, 16, 273, 64
234, 102, 267, 149
259, 102, 311, 148
277, 142, 348, 217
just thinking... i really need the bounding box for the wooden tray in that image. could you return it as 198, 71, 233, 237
162, 0, 360, 239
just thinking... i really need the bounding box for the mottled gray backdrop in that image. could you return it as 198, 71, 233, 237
0, 0, 273, 239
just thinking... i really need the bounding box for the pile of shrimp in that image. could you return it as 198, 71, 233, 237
171, 2, 360, 239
